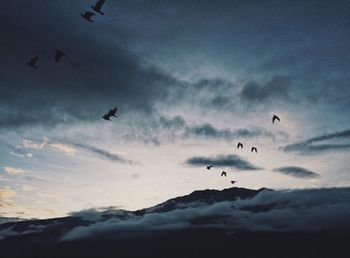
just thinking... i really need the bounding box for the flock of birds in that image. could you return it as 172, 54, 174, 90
26, 0, 107, 68
26, 0, 116, 121
206, 114, 281, 189
25, 0, 283, 210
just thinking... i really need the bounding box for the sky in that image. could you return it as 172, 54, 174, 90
1, 0, 350, 219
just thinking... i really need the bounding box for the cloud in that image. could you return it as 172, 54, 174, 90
0, 188, 16, 199
60, 187, 350, 241
185, 154, 261, 170
273, 166, 320, 179
3, 166, 27, 175
0, 0, 181, 130
72, 143, 135, 164
21, 185, 37, 192
49, 143, 77, 155
240, 75, 292, 104
282, 129, 350, 154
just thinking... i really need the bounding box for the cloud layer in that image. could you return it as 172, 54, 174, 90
273, 166, 320, 179
185, 154, 261, 170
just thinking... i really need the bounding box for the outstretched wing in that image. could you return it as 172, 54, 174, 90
272, 115, 280, 123
108, 107, 117, 116
94, 0, 106, 10
85, 11, 95, 18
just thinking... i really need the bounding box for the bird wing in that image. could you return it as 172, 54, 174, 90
31, 56, 39, 64
86, 12, 95, 18
110, 107, 117, 115
95, 0, 106, 9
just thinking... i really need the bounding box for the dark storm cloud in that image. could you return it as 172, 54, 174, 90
273, 166, 320, 179
156, 116, 277, 141
240, 75, 292, 104
71, 143, 135, 164
186, 154, 260, 170
282, 129, 350, 154
0, 0, 180, 130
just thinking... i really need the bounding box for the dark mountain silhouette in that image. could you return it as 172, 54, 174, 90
1, 187, 349, 258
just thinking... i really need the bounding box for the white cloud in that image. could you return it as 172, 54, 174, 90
3, 166, 27, 175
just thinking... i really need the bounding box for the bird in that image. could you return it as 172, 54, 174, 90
231, 204, 236, 209
27, 56, 38, 68
237, 142, 243, 149
54, 49, 65, 63
206, 165, 213, 170
272, 115, 280, 124
251, 147, 257, 153
221, 171, 227, 177
102, 107, 118, 121
91, 0, 106, 15
81, 11, 95, 22
231, 180, 237, 184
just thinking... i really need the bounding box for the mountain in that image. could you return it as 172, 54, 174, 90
1, 187, 350, 258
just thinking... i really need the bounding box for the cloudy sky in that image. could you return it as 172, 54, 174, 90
1, 0, 350, 219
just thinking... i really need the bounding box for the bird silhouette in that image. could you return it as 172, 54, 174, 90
237, 142, 243, 149
91, 0, 106, 15
251, 147, 257, 153
81, 11, 95, 22
54, 49, 65, 63
272, 115, 280, 124
27, 56, 38, 68
231, 180, 237, 184
231, 204, 236, 209
221, 171, 227, 177
102, 107, 117, 121
206, 165, 213, 170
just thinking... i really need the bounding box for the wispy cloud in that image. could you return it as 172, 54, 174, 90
3, 166, 27, 175
282, 129, 350, 154
49, 143, 77, 155
273, 166, 320, 179
72, 143, 135, 164
185, 154, 261, 170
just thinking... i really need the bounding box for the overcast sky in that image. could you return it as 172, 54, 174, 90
1, 0, 350, 219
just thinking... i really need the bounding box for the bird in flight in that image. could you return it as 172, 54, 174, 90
81, 11, 95, 22
272, 115, 280, 124
54, 49, 65, 63
206, 165, 213, 170
102, 107, 118, 121
251, 147, 258, 153
237, 142, 243, 149
231, 180, 237, 184
221, 171, 227, 177
27, 56, 38, 68
231, 204, 236, 209
91, 0, 106, 15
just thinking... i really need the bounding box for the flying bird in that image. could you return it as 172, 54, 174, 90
231, 204, 236, 209
91, 0, 106, 15
102, 107, 118, 121
54, 49, 65, 63
221, 171, 227, 177
231, 180, 237, 184
251, 147, 258, 153
206, 165, 213, 170
237, 142, 243, 149
272, 115, 280, 124
27, 56, 38, 68
81, 11, 95, 22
